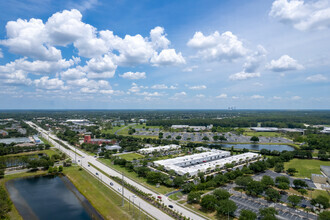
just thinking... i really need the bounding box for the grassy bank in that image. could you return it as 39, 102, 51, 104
284, 159, 330, 178
98, 158, 173, 194
64, 166, 152, 220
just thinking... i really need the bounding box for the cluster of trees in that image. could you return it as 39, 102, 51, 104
57, 129, 79, 145
48, 165, 63, 173
112, 157, 185, 187
26, 155, 54, 169
0, 144, 51, 156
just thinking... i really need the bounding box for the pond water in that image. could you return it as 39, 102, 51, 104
212, 143, 294, 152
6, 175, 102, 220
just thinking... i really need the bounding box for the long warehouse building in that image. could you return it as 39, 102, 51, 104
154, 150, 260, 176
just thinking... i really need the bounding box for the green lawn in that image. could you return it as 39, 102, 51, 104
284, 159, 330, 178
118, 153, 144, 161
64, 166, 151, 220
98, 158, 173, 194
2, 149, 58, 158
102, 126, 126, 134
133, 124, 160, 129
244, 131, 283, 137
168, 191, 183, 200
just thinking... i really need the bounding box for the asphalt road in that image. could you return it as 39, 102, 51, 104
27, 121, 206, 220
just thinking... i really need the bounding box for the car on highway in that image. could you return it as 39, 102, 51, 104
168, 205, 173, 208
96, 172, 98, 175
157, 196, 162, 199
88, 164, 90, 167
110, 182, 113, 186
133, 195, 137, 198
118, 188, 122, 192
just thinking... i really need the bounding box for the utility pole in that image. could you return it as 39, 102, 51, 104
139, 202, 141, 220
122, 171, 125, 206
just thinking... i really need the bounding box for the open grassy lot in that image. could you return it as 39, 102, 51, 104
168, 191, 183, 201
133, 124, 160, 129
64, 166, 151, 220
118, 153, 144, 161
243, 131, 283, 137
184, 203, 217, 220
284, 159, 330, 178
98, 158, 173, 194
102, 126, 125, 135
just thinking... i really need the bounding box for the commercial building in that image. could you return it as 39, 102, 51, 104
154, 150, 260, 176
83, 135, 116, 145
250, 127, 305, 133
105, 145, 122, 151
320, 127, 330, 134
171, 124, 213, 131
138, 144, 181, 154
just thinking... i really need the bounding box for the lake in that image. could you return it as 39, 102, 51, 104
6, 175, 103, 220
212, 143, 294, 152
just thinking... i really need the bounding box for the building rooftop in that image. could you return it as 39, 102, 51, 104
321, 166, 330, 177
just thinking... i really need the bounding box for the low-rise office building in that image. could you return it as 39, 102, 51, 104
138, 144, 181, 154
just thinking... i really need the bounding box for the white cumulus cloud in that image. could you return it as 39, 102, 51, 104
251, 95, 264, 99
187, 31, 248, 61
151, 49, 185, 66
267, 55, 303, 72
189, 85, 207, 90
229, 72, 260, 80
34, 76, 66, 90
269, 0, 330, 31
120, 71, 146, 80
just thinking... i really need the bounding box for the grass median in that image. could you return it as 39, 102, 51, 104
64, 166, 152, 220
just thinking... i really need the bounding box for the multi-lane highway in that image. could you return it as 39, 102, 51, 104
26, 121, 206, 220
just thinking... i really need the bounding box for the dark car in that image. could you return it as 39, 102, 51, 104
110, 182, 113, 186
301, 204, 307, 208
168, 205, 173, 208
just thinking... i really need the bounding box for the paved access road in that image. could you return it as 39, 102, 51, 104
27, 121, 206, 220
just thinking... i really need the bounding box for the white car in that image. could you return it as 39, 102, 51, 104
118, 188, 121, 192
133, 195, 137, 198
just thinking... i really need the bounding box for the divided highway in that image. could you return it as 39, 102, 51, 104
26, 121, 206, 220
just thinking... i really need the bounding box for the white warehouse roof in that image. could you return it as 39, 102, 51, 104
154, 151, 260, 176
138, 144, 181, 154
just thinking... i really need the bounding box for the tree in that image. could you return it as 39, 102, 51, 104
250, 136, 259, 142
274, 163, 284, 173
288, 195, 302, 207
259, 207, 277, 220
261, 175, 274, 186
293, 179, 308, 189
246, 181, 265, 196
311, 195, 330, 209
200, 195, 218, 211
239, 209, 257, 220
146, 172, 162, 184
318, 211, 330, 220
182, 182, 195, 193
187, 191, 202, 204
297, 188, 308, 195
235, 176, 253, 189
48, 167, 53, 173
275, 176, 290, 184
286, 168, 297, 176
175, 135, 182, 140
58, 165, 63, 172
217, 199, 237, 216
202, 136, 209, 141
265, 188, 281, 202
173, 176, 185, 187
213, 189, 230, 200
277, 182, 289, 190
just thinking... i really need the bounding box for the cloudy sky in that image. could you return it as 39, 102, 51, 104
0, 0, 329, 109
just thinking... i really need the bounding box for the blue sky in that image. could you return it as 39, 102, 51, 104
0, 0, 329, 109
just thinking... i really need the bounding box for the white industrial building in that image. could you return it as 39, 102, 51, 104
138, 144, 181, 154
154, 150, 260, 176
171, 124, 213, 131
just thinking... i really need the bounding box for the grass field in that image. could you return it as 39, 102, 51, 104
133, 124, 160, 129
98, 158, 173, 194
102, 126, 126, 134
168, 191, 183, 200
64, 166, 151, 220
243, 131, 283, 137
118, 153, 144, 161
284, 159, 330, 178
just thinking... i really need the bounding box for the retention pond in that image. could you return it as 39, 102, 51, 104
6, 175, 103, 220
